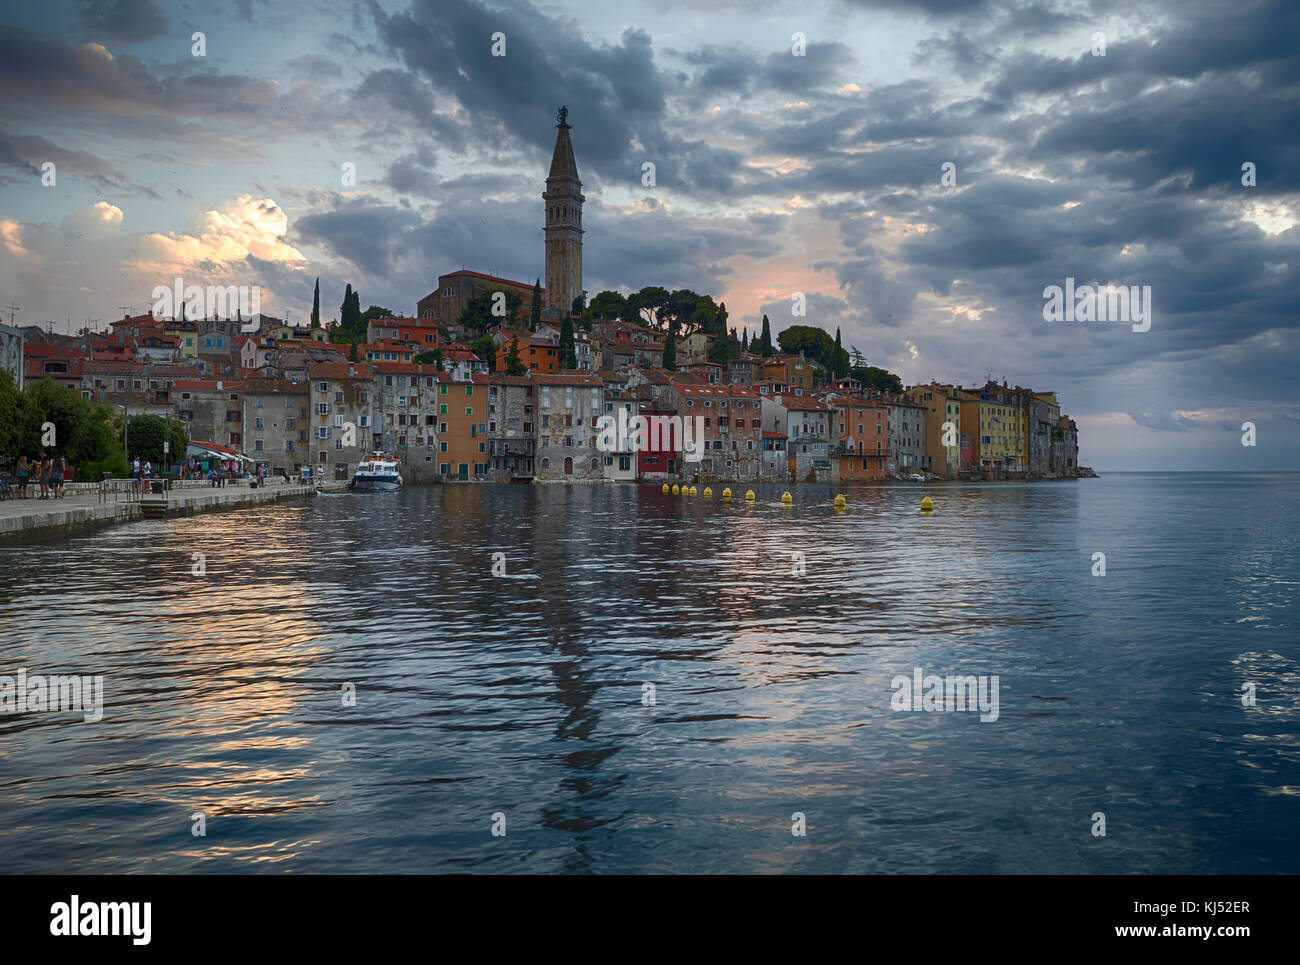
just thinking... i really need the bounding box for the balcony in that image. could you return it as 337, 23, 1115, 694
489, 439, 534, 456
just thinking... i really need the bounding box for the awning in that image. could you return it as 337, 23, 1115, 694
187, 441, 255, 463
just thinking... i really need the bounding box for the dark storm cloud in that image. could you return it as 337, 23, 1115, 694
0, 128, 151, 193
678, 42, 858, 100
293, 195, 428, 277
366, 0, 745, 194
78, 0, 168, 42
0, 26, 282, 118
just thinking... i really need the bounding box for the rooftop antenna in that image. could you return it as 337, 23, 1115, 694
4, 302, 17, 325
118, 305, 134, 318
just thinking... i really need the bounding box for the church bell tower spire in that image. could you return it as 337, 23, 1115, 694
542, 105, 584, 320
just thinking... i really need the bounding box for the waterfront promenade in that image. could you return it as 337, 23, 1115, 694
0, 479, 346, 542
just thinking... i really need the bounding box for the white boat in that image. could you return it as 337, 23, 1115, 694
907, 472, 927, 482
351, 453, 403, 491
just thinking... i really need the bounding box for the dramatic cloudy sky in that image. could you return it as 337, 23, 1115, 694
1, 0, 1296, 469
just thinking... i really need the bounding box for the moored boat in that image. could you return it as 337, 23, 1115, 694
351, 453, 403, 491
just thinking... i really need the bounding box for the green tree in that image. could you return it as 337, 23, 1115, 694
834, 327, 846, 377
759, 315, 774, 356
530, 279, 542, 332
503, 336, 527, 376
662, 328, 677, 371
21, 378, 121, 479
741, 328, 749, 353
122, 414, 187, 470
558, 316, 577, 369
339, 284, 359, 338
627, 286, 670, 329
850, 364, 903, 394
571, 293, 585, 316
777, 325, 847, 376
588, 290, 628, 321
311, 277, 321, 328
414, 349, 444, 370
0, 368, 24, 458
457, 290, 522, 335
471, 334, 498, 373
708, 332, 738, 366
349, 340, 359, 362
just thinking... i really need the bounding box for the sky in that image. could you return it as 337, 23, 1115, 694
0, 0, 1296, 470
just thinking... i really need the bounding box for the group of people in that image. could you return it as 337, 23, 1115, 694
14, 453, 72, 499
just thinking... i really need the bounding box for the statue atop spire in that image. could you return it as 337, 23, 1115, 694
557, 105, 568, 126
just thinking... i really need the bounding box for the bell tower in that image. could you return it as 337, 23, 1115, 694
542, 105, 584, 320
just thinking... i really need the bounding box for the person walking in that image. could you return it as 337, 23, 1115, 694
17, 455, 29, 499
51, 455, 66, 498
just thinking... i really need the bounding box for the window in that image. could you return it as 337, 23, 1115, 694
465, 407, 473, 415
440, 404, 447, 414
255, 417, 264, 430
440, 442, 447, 452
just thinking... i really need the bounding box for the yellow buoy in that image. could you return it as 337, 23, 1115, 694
689, 485, 697, 496
722, 487, 732, 499
834, 494, 846, 510
672, 484, 680, 495
781, 491, 793, 504
703, 487, 712, 498
745, 490, 755, 501
661, 483, 669, 493
920, 495, 934, 511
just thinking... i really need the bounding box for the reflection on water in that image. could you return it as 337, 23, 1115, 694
2, 473, 1298, 873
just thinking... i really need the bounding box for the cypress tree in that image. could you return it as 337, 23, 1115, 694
530, 279, 541, 332
559, 316, 577, 369
741, 328, 749, 352
663, 327, 677, 371
760, 315, 773, 356
504, 336, 526, 376
311, 278, 321, 328
834, 326, 843, 377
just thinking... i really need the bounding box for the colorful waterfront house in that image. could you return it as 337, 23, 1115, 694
369, 362, 441, 478
764, 393, 832, 481
483, 374, 536, 481
965, 382, 1026, 472
427, 370, 488, 481
533, 372, 605, 480
760, 430, 788, 477
306, 361, 373, 480
832, 397, 889, 480
635, 405, 680, 478
661, 382, 763, 480
907, 382, 962, 477
242, 376, 311, 473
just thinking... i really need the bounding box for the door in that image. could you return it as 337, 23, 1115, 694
563, 456, 573, 475
458, 463, 468, 480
